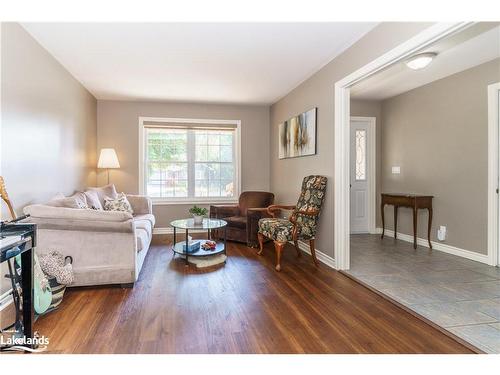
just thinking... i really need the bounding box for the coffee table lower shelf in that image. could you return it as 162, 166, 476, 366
172, 240, 226, 266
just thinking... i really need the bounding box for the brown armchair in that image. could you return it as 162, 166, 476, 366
210, 191, 275, 247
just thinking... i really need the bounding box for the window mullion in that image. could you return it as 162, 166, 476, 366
233, 131, 237, 196
144, 130, 149, 196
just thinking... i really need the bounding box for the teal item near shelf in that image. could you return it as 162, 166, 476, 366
16, 253, 52, 315
183, 240, 201, 254
5, 246, 21, 258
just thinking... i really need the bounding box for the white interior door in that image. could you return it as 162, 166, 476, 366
350, 118, 373, 233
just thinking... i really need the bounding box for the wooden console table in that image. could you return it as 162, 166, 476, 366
380, 193, 433, 249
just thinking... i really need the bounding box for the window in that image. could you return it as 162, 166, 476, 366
355, 129, 366, 181
139, 118, 240, 203
194, 130, 235, 198
145, 128, 188, 198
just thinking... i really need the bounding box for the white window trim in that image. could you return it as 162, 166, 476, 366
138, 116, 242, 205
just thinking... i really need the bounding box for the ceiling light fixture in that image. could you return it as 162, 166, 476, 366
405, 52, 437, 70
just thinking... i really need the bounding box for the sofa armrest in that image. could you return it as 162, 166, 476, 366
126, 195, 152, 215
24, 204, 133, 222
209, 205, 240, 218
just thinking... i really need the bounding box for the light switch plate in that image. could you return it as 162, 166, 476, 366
392, 166, 401, 174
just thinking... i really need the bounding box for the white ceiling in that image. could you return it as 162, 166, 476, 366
21, 22, 377, 105
351, 24, 500, 101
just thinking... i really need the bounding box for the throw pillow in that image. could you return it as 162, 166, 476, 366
87, 184, 118, 206
103, 193, 133, 214
50, 193, 66, 201
69, 191, 89, 209
84, 190, 103, 210
46, 197, 82, 209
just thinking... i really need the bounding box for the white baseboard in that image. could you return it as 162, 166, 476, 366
291, 240, 336, 269
153, 227, 207, 235
376, 228, 490, 265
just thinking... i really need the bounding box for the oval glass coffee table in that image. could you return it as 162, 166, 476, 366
170, 218, 228, 266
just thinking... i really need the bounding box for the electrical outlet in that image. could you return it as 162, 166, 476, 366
437, 226, 447, 241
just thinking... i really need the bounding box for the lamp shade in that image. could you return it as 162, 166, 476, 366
97, 148, 120, 169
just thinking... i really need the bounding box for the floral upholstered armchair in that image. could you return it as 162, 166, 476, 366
257, 175, 327, 271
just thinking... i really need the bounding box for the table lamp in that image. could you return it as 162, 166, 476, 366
98, 148, 120, 184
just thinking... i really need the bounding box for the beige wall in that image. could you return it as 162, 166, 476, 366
97, 100, 270, 227
1, 23, 97, 217
0, 23, 97, 296
379, 58, 500, 254
270, 23, 433, 258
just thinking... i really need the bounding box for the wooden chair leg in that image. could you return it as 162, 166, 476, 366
257, 233, 265, 255
293, 240, 301, 257
274, 241, 286, 271
309, 239, 319, 267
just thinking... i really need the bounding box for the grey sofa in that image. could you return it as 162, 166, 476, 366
23, 193, 155, 287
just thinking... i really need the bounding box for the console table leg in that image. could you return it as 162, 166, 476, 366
172, 227, 176, 258
224, 227, 227, 257
412, 207, 418, 249
428, 207, 433, 249
381, 203, 385, 239
185, 229, 189, 266
394, 206, 398, 239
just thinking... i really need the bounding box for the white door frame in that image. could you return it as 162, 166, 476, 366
487, 82, 500, 267
333, 22, 474, 270
350, 116, 376, 234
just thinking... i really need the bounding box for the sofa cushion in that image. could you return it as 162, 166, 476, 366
104, 193, 133, 214
87, 184, 118, 206
224, 215, 247, 229
258, 218, 294, 242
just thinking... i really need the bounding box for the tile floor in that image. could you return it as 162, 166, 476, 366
347, 234, 500, 353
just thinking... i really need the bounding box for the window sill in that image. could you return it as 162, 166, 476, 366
151, 198, 238, 206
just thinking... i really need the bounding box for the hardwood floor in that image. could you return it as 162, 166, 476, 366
33, 235, 474, 354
